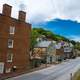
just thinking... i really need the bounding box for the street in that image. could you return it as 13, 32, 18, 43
7, 57, 80, 80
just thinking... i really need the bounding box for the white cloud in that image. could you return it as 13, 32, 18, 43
26, 0, 80, 23
67, 35, 80, 42
0, 0, 80, 23
0, 0, 80, 41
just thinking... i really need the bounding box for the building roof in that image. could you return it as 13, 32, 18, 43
35, 41, 52, 48
63, 42, 74, 47
52, 41, 56, 44
55, 43, 62, 49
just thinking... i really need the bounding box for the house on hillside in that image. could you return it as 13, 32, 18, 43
63, 42, 74, 59
31, 40, 56, 67
32, 36, 65, 65
55, 42, 64, 62
55, 41, 74, 61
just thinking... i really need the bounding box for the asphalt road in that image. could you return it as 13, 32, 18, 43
7, 57, 80, 80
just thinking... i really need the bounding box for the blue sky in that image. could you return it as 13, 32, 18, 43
33, 19, 80, 41
0, 0, 80, 41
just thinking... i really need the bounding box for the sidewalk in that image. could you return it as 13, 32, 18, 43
0, 63, 54, 80
0, 59, 72, 79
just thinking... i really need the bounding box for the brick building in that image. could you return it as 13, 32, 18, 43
0, 4, 31, 74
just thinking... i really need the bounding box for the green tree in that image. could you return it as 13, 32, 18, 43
31, 29, 40, 52
31, 28, 75, 49
32, 28, 70, 42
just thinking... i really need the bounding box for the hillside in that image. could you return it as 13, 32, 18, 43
32, 28, 73, 41
31, 28, 77, 49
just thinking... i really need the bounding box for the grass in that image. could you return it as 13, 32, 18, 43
73, 69, 80, 80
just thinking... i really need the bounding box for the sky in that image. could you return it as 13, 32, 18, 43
0, 0, 80, 42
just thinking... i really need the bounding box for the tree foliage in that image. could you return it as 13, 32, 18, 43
31, 29, 40, 49
32, 28, 69, 41
31, 28, 80, 50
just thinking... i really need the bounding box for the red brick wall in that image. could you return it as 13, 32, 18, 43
0, 4, 31, 74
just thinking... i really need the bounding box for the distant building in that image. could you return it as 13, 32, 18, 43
32, 40, 56, 65
55, 41, 74, 60
33, 36, 65, 65
0, 4, 31, 74
63, 42, 74, 58
55, 42, 64, 61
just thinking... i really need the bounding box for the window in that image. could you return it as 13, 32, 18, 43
8, 39, 13, 48
7, 53, 13, 62
6, 68, 11, 73
9, 26, 15, 34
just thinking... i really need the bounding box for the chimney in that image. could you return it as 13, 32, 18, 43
2, 4, 12, 16
18, 11, 26, 22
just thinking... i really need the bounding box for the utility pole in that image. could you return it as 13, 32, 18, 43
70, 73, 73, 80
45, 48, 47, 67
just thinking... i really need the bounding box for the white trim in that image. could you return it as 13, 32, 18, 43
0, 62, 4, 74
8, 39, 14, 48
9, 26, 15, 35
7, 53, 13, 63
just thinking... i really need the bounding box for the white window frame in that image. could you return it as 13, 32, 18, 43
8, 39, 14, 48
7, 53, 13, 63
9, 26, 15, 34
0, 62, 4, 74
6, 68, 11, 73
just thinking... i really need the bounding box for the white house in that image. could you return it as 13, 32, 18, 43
34, 40, 56, 64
